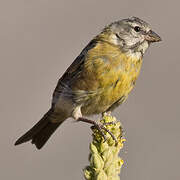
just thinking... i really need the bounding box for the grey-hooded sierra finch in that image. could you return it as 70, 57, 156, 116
15, 17, 161, 149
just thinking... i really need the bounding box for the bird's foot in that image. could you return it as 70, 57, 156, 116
77, 117, 118, 145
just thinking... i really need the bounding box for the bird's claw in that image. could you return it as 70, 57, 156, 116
91, 121, 118, 145
77, 117, 118, 145
103, 121, 116, 126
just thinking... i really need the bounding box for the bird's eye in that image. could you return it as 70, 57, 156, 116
134, 26, 141, 32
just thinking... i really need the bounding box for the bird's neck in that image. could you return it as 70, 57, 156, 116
126, 40, 149, 59
96, 32, 149, 60
125, 49, 143, 60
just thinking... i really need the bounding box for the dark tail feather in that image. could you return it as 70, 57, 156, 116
31, 121, 61, 149
15, 109, 64, 149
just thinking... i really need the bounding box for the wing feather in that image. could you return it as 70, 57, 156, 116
52, 39, 98, 106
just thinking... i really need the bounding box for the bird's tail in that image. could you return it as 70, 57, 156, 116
15, 109, 64, 149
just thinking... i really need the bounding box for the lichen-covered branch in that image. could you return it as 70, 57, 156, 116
84, 114, 125, 180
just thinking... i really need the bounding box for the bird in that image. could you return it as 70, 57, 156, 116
15, 17, 161, 149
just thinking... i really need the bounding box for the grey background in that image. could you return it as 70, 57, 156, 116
0, 0, 179, 180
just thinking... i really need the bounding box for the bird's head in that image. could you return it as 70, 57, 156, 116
101, 17, 161, 57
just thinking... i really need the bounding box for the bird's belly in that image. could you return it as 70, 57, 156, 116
79, 55, 142, 116
81, 73, 136, 115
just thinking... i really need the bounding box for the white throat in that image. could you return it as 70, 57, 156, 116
126, 40, 149, 59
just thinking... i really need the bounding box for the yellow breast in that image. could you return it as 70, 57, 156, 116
75, 41, 142, 115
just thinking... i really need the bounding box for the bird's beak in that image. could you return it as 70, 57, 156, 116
145, 30, 162, 42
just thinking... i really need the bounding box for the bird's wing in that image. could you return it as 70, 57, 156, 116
52, 39, 98, 106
